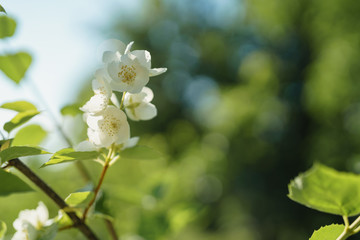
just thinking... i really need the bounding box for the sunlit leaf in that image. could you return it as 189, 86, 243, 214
0, 146, 49, 163
0, 52, 32, 84
120, 145, 163, 160
3, 110, 40, 133
42, 148, 100, 167
65, 191, 94, 208
309, 224, 344, 240
12, 124, 47, 146
0, 15, 15, 38
0, 169, 33, 196
1, 100, 37, 112
57, 210, 73, 228
0, 139, 12, 151
0, 221, 6, 240
288, 163, 360, 216
60, 104, 82, 116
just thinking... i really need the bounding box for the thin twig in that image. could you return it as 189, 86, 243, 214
7, 158, 99, 240
82, 146, 114, 221
105, 219, 118, 240
82, 162, 110, 221
58, 224, 75, 231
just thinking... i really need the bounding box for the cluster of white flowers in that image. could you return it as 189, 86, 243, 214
81, 39, 166, 148
12, 202, 52, 240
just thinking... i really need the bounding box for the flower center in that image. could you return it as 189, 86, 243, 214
98, 86, 106, 95
101, 115, 121, 137
118, 65, 136, 84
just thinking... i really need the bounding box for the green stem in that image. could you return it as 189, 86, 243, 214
120, 91, 126, 110
337, 215, 360, 240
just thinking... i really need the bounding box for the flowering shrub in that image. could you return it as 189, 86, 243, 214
0, 8, 166, 240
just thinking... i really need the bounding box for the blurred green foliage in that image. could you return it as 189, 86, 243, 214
2, 0, 360, 239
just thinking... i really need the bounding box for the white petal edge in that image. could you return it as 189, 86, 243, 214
124, 41, 134, 55
80, 94, 108, 114
135, 102, 157, 120
97, 39, 126, 62
131, 50, 151, 69
122, 136, 140, 150
149, 68, 167, 77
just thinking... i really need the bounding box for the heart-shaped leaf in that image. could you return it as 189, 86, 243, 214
288, 163, 360, 216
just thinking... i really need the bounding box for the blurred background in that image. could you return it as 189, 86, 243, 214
1, 0, 360, 239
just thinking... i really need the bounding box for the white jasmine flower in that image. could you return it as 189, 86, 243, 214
12, 224, 37, 240
104, 40, 167, 93
80, 69, 112, 114
12, 202, 51, 240
124, 87, 157, 121
86, 106, 130, 147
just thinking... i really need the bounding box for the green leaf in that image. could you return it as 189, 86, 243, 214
0, 15, 15, 38
121, 145, 163, 160
57, 210, 73, 228
95, 191, 111, 214
65, 191, 94, 208
3, 110, 40, 133
42, 148, 100, 167
94, 191, 114, 221
0, 139, 12, 151
12, 124, 47, 146
0, 169, 33, 196
1, 100, 37, 112
309, 224, 344, 240
0, 52, 32, 84
288, 163, 360, 216
0, 146, 50, 163
0, 220, 6, 240
0, 5, 6, 14
60, 104, 82, 116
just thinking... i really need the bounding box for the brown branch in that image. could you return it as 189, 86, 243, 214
7, 158, 99, 240
82, 162, 110, 221
105, 219, 118, 240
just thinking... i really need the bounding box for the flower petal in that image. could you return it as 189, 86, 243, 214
102, 51, 118, 63
115, 120, 130, 144
125, 107, 137, 121
135, 102, 157, 120
86, 114, 103, 130
97, 39, 126, 62
122, 136, 139, 150
142, 87, 154, 102
80, 94, 108, 114
87, 128, 101, 147
110, 93, 121, 108
36, 202, 49, 226
124, 41, 134, 55
93, 69, 112, 98
131, 50, 151, 69
149, 68, 167, 77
